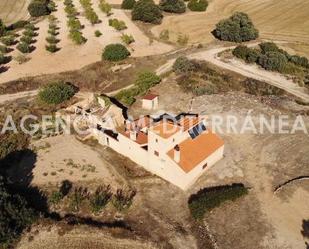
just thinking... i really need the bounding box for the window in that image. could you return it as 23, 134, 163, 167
202, 163, 208, 169
154, 151, 159, 156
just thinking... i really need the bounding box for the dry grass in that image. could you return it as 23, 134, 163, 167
0, 0, 30, 25
152, 0, 309, 47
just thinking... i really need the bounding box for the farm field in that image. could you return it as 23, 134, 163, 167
0, 0, 30, 25
152, 0, 309, 49
0, 0, 173, 84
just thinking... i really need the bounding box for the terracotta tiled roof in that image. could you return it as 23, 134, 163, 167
178, 116, 200, 131
120, 130, 148, 145
167, 130, 224, 173
143, 94, 158, 100
151, 120, 181, 139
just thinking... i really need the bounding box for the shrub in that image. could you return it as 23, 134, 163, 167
14, 54, 31, 64
112, 188, 136, 212
257, 51, 288, 72
102, 43, 130, 61
109, 19, 127, 31
20, 35, 34, 44
46, 35, 59, 44
188, 183, 248, 220
115, 87, 139, 105
0, 53, 5, 64
67, 17, 83, 31
17, 42, 32, 53
173, 56, 195, 74
99, 0, 112, 16
85, 8, 100, 24
121, 0, 136, 9
69, 30, 87, 45
259, 42, 280, 54
0, 45, 8, 54
95, 30, 102, 37
213, 12, 259, 42
132, 0, 163, 24
59, 180, 72, 197
187, 0, 208, 12
28, 0, 51, 17
69, 187, 89, 212
47, 1, 57, 11
159, 29, 169, 41
46, 43, 59, 53
38, 81, 76, 104
89, 185, 112, 213
1, 35, 15, 46
135, 70, 161, 93
290, 55, 309, 68
23, 29, 36, 37
177, 33, 189, 46
121, 34, 135, 44
0, 19, 6, 36
24, 23, 36, 31
7, 20, 29, 31
233, 45, 260, 63
159, 0, 186, 13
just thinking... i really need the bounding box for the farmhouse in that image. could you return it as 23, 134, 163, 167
92, 113, 224, 190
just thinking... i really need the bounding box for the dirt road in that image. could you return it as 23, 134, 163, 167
157, 45, 309, 102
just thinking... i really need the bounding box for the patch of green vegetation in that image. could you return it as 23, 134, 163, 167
108, 18, 127, 31
187, 0, 208, 12
188, 183, 248, 220
159, 0, 186, 13
132, 0, 163, 24
99, 0, 112, 16
121, 34, 135, 45
102, 43, 130, 61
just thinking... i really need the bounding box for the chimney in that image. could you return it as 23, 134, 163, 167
130, 130, 137, 141
174, 145, 180, 163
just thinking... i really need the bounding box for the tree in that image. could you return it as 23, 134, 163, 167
132, 0, 163, 24
0, 19, 6, 36
38, 81, 76, 105
213, 12, 259, 42
187, 0, 208, 12
28, 0, 51, 17
159, 0, 186, 13
121, 0, 136, 9
102, 43, 130, 61
0, 177, 36, 246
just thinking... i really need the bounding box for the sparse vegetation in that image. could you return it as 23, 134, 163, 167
132, 0, 163, 24
177, 33, 189, 46
173, 56, 196, 74
102, 43, 130, 61
187, 0, 208, 12
159, 29, 169, 41
38, 81, 76, 105
188, 183, 248, 220
213, 12, 259, 42
159, 0, 186, 13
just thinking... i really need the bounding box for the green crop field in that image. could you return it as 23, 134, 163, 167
0, 0, 30, 25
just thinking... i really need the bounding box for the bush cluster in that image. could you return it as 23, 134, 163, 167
109, 19, 127, 31
102, 43, 130, 61
28, 0, 52, 17
159, 0, 186, 13
173, 56, 196, 74
46, 16, 60, 53
115, 70, 161, 105
188, 183, 248, 220
233, 42, 309, 74
121, 0, 136, 9
187, 0, 208, 12
213, 12, 259, 42
80, 0, 100, 25
132, 0, 163, 24
38, 81, 76, 105
99, 0, 112, 16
